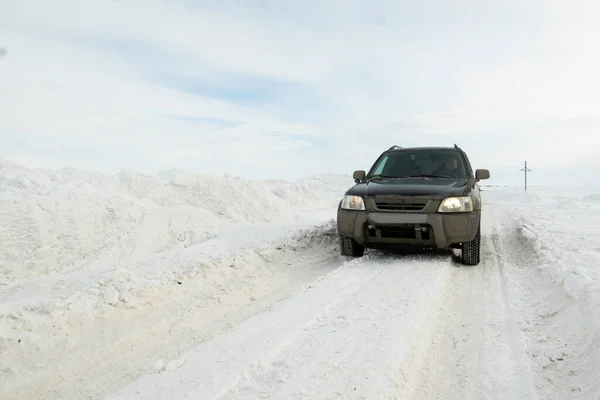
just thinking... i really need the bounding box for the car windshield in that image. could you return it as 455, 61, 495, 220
368, 149, 468, 179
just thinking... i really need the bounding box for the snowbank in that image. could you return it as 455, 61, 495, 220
582, 193, 600, 203
0, 160, 352, 384
486, 187, 600, 299
0, 161, 351, 286
484, 186, 600, 397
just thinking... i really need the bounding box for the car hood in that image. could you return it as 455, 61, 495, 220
346, 178, 470, 198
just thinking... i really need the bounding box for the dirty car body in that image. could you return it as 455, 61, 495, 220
336, 145, 490, 265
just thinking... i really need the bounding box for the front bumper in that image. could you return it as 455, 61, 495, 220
337, 209, 480, 249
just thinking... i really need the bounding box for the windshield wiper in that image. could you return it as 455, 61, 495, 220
408, 174, 454, 179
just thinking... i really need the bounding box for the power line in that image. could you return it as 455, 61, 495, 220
520, 161, 531, 191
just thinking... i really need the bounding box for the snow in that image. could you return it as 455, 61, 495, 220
0, 159, 352, 397
106, 254, 457, 400
481, 186, 600, 399
2, 161, 600, 399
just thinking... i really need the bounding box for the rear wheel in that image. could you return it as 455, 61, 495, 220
461, 223, 481, 265
340, 236, 365, 257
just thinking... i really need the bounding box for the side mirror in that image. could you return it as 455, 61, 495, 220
475, 169, 490, 181
353, 170, 366, 183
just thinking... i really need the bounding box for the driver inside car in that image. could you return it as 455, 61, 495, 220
434, 154, 460, 177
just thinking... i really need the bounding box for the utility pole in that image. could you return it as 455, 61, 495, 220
520, 161, 531, 191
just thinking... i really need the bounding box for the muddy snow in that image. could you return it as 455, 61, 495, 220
1, 161, 599, 399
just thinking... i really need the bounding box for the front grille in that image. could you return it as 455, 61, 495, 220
374, 199, 428, 211
380, 225, 417, 239
367, 223, 433, 241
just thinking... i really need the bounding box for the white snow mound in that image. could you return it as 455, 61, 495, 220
0, 160, 352, 377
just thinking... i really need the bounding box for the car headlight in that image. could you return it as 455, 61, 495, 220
437, 196, 473, 213
341, 195, 365, 210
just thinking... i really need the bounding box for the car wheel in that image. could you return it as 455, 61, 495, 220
461, 222, 481, 265
340, 236, 365, 257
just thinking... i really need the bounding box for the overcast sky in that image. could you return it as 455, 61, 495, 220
1, 0, 599, 185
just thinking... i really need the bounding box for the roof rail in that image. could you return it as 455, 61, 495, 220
388, 145, 402, 151
454, 143, 460, 149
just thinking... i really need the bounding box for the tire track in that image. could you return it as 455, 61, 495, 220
408, 205, 539, 400
212, 258, 384, 399
105, 254, 456, 400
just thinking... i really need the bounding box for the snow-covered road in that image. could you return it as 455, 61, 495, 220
2, 161, 600, 399
106, 250, 455, 400
103, 201, 549, 400
412, 204, 539, 400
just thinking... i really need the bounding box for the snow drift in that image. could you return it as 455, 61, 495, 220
484, 186, 600, 399
0, 159, 353, 397
0, 159, 351, 287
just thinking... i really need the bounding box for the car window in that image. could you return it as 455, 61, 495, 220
370, 150, 468, 179
372, 155, 388, 175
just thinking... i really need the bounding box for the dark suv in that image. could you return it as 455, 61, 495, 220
336, 144, 490, 265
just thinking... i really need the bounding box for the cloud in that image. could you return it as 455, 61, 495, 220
1, 0, 600, 185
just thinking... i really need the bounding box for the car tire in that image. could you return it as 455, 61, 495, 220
461, 222, 481, 265
340, 236, 365, 257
